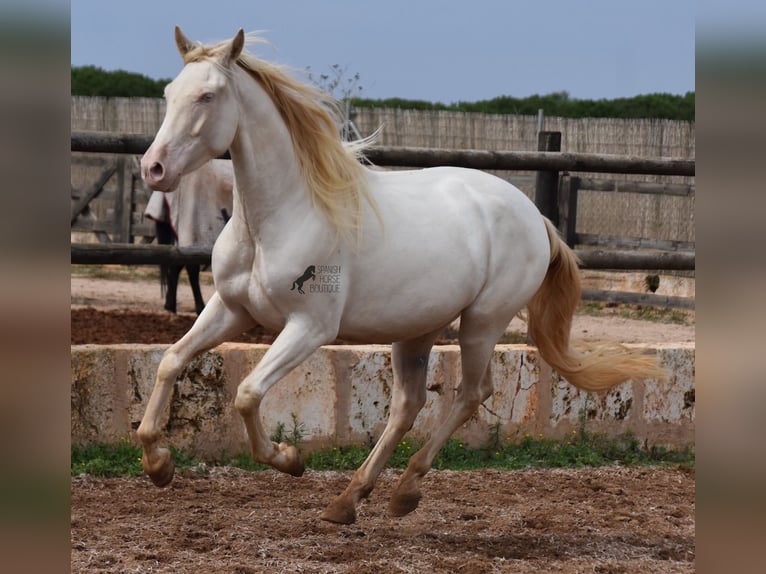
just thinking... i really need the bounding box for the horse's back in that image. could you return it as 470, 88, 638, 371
369, 166, 539, 219
366, 166, 547, 255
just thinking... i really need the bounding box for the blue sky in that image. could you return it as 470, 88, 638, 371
70, 0, 697, 103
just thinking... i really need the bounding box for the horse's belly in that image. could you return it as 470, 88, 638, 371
336, 278, 473, 343
337, 316, 458, 344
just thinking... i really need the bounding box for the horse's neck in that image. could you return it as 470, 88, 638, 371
227, 75, 316, 241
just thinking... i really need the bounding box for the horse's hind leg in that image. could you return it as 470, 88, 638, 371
164, 264, 182, 313
186, 264, 205, 315
137, 293, 255, 487
389, 313, 510, 518
321, 330, 439, 524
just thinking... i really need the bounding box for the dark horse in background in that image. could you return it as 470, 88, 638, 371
144, 159, 235, 315
154, 217, 207, 314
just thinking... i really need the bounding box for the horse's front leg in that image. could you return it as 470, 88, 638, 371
137, 293, 255, 486
234, 317, 336, 476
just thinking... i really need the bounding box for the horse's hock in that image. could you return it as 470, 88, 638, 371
71, 343, 695, 456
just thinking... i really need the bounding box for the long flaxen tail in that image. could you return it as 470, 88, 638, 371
526, 218, 666, 392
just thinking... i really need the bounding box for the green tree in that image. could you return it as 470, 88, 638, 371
71, 66, 171, 98
71, 64, 694, 120
354, 91, 694, 121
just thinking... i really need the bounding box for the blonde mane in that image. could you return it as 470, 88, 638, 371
180, 37, 378, 243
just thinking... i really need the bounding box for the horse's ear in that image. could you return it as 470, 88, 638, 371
175, 26, 195, 57
224, 28, 245, 65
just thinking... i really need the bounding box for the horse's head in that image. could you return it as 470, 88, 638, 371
141, 27, 244, 192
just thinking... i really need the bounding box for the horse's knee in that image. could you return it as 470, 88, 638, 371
157, 350, 184, 382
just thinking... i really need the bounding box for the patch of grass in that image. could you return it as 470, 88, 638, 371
580, 301, 691, 325
619, 305, 689, 324
497, 331, 527, 344
219, 452, 270, 472
71, 263, 215, 286
73, 432, 693, 478
299, 430, 693, 472
71, 264, 160, 281
305, 445, 370, 471
438, 326, 526, 344
71, 441, 215, 477
581, 301, 607, 316
71, 440, 144, 477
431, 430, 693, 470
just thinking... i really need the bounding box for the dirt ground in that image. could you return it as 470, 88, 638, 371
71, 466, 695, 573
70, 268, 695, 345
70, 268, 695, 573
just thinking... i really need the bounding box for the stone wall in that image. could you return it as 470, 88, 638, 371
71, 343, 695, 458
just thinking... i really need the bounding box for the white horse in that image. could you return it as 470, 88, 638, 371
138, 27, 664, 525
144, 159, 234, 314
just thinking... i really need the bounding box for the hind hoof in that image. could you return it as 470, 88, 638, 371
320, 496, 357, 525
388, 486, 422, 517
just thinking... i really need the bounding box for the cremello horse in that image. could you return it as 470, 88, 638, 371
138, 27, 664, 525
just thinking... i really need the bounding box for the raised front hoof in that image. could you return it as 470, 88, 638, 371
272, 442, 305, 477
388, 488, 422, 518
142, 448, 175, 488
320, 496, 357, 525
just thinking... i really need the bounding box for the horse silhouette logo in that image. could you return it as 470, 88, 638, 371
290, 265, 316, 294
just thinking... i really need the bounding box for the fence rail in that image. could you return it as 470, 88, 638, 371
70, 243, 695, 271
71, 243, 210, 265
70, 131, 694, 176
70, 131, 696, 283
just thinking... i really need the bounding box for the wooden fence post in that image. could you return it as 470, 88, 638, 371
534, 131, 562, 225
70, 162, 117, 226
112, 156, 132, 243
557, 175, 579, 247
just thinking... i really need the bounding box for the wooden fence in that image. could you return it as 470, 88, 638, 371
71, 129, 695, 308
558, 176, 695, 251
71, 241, 694, 271
70, 154, 156, 243
70, 131, 693, 176
71, 98, 695, 243
71, 97, 696, 161
71, 130, 694, 269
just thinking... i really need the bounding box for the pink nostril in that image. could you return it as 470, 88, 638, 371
149, 162, 165, 181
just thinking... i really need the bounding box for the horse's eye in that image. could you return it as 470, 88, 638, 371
199, 92, 214, 103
